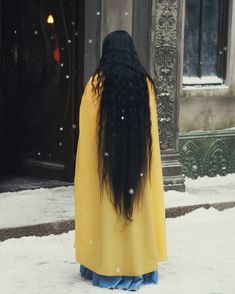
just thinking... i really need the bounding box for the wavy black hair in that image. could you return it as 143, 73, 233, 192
92, 30, 155, 222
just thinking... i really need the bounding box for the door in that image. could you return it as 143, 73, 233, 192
0, 0, 83, 181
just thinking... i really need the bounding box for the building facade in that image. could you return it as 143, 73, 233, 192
179, 0, 235, 180
0, 0, 234, 191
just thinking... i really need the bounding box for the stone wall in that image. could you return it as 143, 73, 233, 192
179, 0, 235, 179
83, 0, 152, 83
179, 0, 235, 133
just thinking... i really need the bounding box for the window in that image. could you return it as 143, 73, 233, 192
183, 0, 229, 85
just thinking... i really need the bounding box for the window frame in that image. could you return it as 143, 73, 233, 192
182, 0, 230, 87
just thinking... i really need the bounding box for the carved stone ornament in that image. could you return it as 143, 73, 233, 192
205, 139, 231, 177
231, 151, 235, 173
180, 141, 204, 179
154, 0, 179, 150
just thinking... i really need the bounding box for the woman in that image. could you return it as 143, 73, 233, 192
74, 30, 167, 291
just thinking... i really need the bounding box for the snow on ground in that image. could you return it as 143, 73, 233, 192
0, 186, 75, 228
0, 206, 234, 294
165, 173, 235, 208
1, 174, 235, 229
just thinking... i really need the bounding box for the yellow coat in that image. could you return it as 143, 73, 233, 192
74, 77, 168, 276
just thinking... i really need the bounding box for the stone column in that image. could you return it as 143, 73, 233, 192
150, 0, 185, 191
101, 0, 133, 40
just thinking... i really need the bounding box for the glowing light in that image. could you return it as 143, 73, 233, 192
53, 47, 60, 63
47, 15, 54, 24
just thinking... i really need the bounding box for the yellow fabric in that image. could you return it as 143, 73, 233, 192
74, 77, 168, 276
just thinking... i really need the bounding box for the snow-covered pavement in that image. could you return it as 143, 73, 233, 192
1, 174, 235, 229
165, 173, 235, 208
0, 186, 75, 229
0, 206, 234, 294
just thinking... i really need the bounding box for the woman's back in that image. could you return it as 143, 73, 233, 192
74, 30, 167, 290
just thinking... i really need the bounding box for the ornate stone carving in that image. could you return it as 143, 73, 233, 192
154, 0, 179, 150
180, 141, 204, 179
231, 151, 235, 173
205, 139, 231, 177
179, 135, 235, 179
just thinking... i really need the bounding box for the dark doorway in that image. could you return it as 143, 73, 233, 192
0, 0, 84, 184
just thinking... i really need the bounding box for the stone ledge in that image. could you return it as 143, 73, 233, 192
0, 220, 74, 242
1, 201, 235, 242
166, 201, 235, 218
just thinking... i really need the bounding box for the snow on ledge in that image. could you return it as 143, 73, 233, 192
183, 75, 223, 85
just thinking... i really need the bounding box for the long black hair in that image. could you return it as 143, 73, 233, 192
92, 30, 155, 222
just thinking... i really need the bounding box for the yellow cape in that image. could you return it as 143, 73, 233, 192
74, 77, 168, 276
